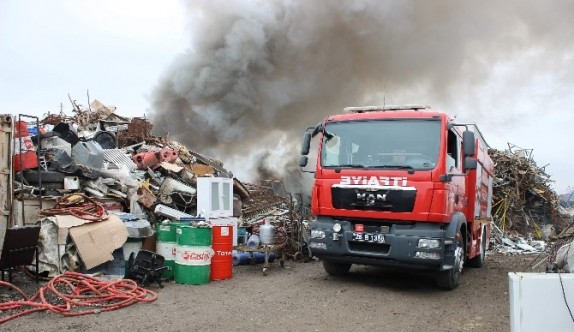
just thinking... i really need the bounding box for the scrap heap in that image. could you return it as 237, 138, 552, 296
10, 98, 309, 275
15, 99, 232, 219
489, 143, 570, 240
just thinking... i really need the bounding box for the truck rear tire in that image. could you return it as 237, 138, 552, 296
436, 231, 465, 290
322, 260, 351, 276
467, 228, 486, 268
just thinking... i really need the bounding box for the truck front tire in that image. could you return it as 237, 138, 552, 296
322, 260, 352, 276
436, 231, 465, 290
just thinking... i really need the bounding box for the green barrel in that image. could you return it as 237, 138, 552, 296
175, 225, 213, 285
156, 222, 177, 279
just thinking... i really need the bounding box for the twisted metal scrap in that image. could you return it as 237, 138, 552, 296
489, 145, 568, 237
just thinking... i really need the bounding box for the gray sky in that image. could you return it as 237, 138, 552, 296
1, 0, 573, 194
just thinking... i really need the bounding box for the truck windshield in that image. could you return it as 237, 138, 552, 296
321, 119, 441, 170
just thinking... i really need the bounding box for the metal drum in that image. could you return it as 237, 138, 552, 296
210, 225, 233, 281
175, 225, 213, 285
156, 222, 177, 279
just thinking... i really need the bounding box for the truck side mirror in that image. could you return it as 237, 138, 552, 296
301, 132, 312, 156
462, 130, 475, 156
299, 156, 308, 167
464, 157, 477, 170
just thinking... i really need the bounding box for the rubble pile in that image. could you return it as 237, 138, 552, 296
489, 144, 570, 240
488, 145, 574, 269
238, 181, 311, 259
10, 99, 306, 275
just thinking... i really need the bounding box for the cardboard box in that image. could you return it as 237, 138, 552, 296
69, 214, 128, 269
54, 215, 92, 244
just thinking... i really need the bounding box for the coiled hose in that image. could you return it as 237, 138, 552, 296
0, 272, 157, 324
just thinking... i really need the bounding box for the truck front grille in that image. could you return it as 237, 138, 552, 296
332, 187, 415, 212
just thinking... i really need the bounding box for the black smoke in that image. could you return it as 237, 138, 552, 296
150, 0, 574, 189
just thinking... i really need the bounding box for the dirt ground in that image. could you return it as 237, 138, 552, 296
1, 251, 544, 332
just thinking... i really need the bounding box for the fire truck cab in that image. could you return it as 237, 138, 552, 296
299, 105, 494, 289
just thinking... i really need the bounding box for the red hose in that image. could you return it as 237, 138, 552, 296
0, 272, 157, 324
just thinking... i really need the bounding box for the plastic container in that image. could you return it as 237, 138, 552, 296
237, 227, 247, 244
252, 252, 276, 264
232, 251, 251, 266
259, 219, 275, 245
246, 234, 260, 249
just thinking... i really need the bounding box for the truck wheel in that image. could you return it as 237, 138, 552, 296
436, 231, 465, 290
322, 260, 351, 276
467, 227, 486, 268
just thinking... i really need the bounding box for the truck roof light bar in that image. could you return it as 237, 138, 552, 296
343, 105, 431, 113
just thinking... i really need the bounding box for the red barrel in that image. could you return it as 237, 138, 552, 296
12, 121, 38, 172
210, 225, 233, 280
14, 121, 29, 137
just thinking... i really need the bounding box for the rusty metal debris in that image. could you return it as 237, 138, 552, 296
488, 143, 574, 273
7, 97, 312, 276
490, 143, 570, 239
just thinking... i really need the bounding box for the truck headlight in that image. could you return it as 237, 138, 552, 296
333, 223, 342, 233
417, 239, 441, 249
311, 229, 326, 239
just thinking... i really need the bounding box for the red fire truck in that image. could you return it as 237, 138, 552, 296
299, 105, 494, 289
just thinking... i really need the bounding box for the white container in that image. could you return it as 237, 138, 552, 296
259, 220, 275, 245
509, 272, 574, 332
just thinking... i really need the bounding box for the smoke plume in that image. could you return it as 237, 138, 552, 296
150, 0, 574, 191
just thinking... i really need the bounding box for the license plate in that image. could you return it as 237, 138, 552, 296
352, 232, 385, 243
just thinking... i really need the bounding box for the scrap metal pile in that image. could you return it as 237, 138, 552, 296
236, 180, 311, 261
489, 144, 570, 237
489, 144, 573, 262
15, 99, 231, 222
11, 98, 309, 274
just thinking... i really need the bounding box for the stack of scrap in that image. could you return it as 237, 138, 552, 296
11, 97, 245, 275
241, 180, 290, 222
239, 180, 310, 259
489, 143, 570, 239
15, 99, 234, 212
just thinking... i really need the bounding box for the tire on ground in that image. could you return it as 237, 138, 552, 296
322, 260, 352, 276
